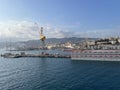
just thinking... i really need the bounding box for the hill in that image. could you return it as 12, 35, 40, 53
0, 37, 98, 49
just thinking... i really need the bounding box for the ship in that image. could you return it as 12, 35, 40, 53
71, 49, 120, 61
71, 37, 120, 61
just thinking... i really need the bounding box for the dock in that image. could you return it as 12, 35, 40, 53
1, 52, 71, 58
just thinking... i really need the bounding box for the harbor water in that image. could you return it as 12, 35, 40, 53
0, 50, 120, 90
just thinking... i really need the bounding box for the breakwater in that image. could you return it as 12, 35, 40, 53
1, 52, 71, 58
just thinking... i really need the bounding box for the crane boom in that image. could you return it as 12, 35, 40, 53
40, 27, 43, 36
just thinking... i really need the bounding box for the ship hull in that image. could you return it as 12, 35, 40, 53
71, 50, 120, 61
71, 57, 120, 61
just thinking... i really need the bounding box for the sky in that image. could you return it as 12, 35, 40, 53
0, 0, 120, 41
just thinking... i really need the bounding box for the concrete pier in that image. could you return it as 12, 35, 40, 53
1, 52, 71, 58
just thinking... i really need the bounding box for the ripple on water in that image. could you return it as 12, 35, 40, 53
0, 58, 120, 90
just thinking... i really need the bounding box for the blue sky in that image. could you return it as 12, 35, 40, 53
0, 0, 120, 41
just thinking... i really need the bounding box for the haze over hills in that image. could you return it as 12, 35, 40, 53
0, 37, 98, 49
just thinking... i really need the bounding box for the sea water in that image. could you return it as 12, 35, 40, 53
0, 50, 120, 90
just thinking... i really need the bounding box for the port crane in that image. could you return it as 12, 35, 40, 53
35, 22, 46, 49
39, 27, 46, 49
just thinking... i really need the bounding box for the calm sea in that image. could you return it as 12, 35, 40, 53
0, 50, 120, 90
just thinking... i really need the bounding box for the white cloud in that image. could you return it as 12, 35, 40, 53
0, 20, 75, 41
0, 20, 39, 41
0, 20, 120, 41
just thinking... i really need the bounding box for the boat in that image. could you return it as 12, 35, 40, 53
71, 37, 120, 61
1, 53, 21, 58
71, 49, 120, 61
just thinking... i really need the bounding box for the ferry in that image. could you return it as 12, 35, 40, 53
71, 49, 120, 61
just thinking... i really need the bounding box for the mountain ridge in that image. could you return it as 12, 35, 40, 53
0, 37, 98, 49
